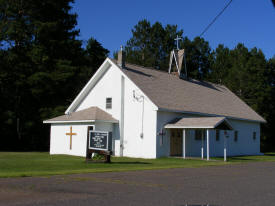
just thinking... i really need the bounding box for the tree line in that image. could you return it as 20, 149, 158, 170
122, 20, 275, 152
0, 1, 274, 151
0, 0, 108, 150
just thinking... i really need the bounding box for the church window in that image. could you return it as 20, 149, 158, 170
253, 132, 256, 140
160, 136, 163, 146
106, 97, 112, 109
234, 131, 238, 142
216, 130, 220, 141
195, 130, 205, 140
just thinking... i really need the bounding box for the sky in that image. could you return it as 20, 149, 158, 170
72, 0, 275, 59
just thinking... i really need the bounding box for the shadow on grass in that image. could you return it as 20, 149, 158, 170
264, 153, 275, 156
228, 157, 254, 161
228, 154, 275, 161
111, 161, 151, 165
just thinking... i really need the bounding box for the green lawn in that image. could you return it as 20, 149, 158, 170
219, 152, 275, 162
0, 152, 274, 178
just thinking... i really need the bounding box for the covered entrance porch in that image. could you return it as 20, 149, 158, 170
165, 116, 233, 161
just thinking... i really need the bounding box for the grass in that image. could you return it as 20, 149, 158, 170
0, 152, 275, 178
217, 152, 275, 162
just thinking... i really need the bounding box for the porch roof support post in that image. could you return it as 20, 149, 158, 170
207, 129, 210, 161
224, 134, 227, 162
201, 130, 204, 160
183, 129, 186, 159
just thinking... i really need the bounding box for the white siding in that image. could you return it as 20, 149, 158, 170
68, 63, 158, 158
156, 111, 183, 157
74, 64, 122, 156
49, 59, 261, 158
156, 111, 261, 157
225, 119, 260, 156
76, 64, 121, 120
122, 76, 157, 158
95, 122, 119, 156
50, 123, 94, 157
197, 120, 261, 157
50, 122, 115, 157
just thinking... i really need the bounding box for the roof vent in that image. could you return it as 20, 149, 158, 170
117, 45, 125, 68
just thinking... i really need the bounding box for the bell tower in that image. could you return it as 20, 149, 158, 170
168, 35, 187, 79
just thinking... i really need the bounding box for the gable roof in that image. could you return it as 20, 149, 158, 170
164, 117, 233, 130
65, 58, 113, 114
44, 106, 118, 123
110, 59, 265, 123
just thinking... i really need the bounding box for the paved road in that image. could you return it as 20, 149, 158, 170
1, 162, 275, 206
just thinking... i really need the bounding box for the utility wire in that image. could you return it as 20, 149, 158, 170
199, 0, 233, 37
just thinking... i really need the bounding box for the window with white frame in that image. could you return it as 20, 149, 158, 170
106, 97, 112, 109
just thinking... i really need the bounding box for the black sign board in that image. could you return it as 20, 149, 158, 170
89, 131, 112, 151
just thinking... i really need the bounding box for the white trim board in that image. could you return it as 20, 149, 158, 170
43, 120, 118, 124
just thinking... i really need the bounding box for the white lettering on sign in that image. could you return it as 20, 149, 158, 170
89, 131, 110, 151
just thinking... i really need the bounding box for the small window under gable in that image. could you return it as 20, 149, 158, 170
106, 97, 112, 109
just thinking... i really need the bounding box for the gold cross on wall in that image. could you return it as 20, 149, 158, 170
66, 126, 77, 150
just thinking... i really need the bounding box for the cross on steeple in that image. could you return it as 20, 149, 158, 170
174, 35, 182, 50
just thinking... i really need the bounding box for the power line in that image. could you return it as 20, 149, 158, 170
199, 0, 233, 37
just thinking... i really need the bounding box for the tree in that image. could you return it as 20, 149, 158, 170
85, 37, 109, 70
123, 19, 183, 70
121, 20, 212, 79
0, 0, 108, 151
208, 44, 231, 83
76, 37, 109, 90
209, 43, 274, 151
181, 37, 212, 80
261, 57, 275, 151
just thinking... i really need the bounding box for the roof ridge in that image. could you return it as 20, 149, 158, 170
111, 58, 174, 74
111, 58, 225, 88
92, 58, 265, 123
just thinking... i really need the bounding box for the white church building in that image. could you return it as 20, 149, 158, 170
44, 48, 266, 160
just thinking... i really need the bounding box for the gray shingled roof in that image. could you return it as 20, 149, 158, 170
44, 106, 118, 123
111, 60, 265, 122
165, 117, 233, 130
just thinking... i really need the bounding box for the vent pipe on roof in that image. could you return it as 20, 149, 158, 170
117, 45, 125, 68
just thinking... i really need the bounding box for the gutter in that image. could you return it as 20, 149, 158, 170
43, 120, 119, 124
157, 107, 266, 124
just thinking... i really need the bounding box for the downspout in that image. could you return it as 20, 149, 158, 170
140, 96, 144, 138
120, 75, 125, 156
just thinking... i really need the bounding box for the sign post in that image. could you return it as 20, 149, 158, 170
86, 131, 112, 163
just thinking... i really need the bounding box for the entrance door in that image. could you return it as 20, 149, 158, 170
86, 126, 95, 158
170, 129, 182, 156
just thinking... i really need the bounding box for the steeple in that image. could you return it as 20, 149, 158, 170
168, 36, 187, 79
